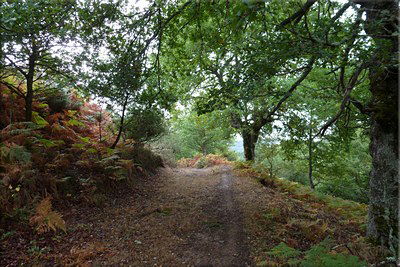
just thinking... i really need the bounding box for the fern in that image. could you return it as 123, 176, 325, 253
79, 136, 90, 143
2, 122, 42, 138
9, 145, 31, 163
0, 145, 9, 161
36, 138, 64, 148
66, 118, 84, 127
65, 110, 78, 117
0, 144, 31, 163
32, 111, 49, 127
72, 143, 86, 149
29, 196, 66, 234
86, 148, 97, 154
267, 242, 302, 264
301, 239, 366, 267
9, 128, 36, 136
100, 154, 120, 166
267, 239, 366, 267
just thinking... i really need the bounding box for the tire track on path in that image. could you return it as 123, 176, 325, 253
180, 166, 252, 267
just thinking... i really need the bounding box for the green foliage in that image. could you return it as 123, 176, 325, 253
170, 110, 234, 158
124, 108, 166, 143
267, 239, 366, 267
0, 144, 31, 163
72, 143, 85, 149
66, 118, 84, 127
301, 239, 366, 267
0, 0, 79, 120
79, 137, 90, 143
44, 90, 72, 113
2, 122, 42, 137
32, 112, 49, 127
0, 230, 16, 242
195, 156, 208, 169
255, 130, 371, 203
36, 138, 64, 149
9, 145, 31, 163
267, 242, 302, 259
119, 144, 163, 174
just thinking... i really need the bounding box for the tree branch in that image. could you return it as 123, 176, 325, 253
279, 0, 318, 28
138, 0, 193, 57
317, 60, 371, 136
5, 56, 28, 78
259, 56, 316, 130
0, 81, 26, 99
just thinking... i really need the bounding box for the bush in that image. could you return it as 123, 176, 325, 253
124, 109, 166, 143
216, 149, 239, 161
195, 156, 208, 168
45, 90, 71, 113
119, 144, 163, 173
178, 154, 230, 168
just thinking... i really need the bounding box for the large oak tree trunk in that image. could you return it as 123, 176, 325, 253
367, 64, 398, 253
242, 129, 259, 161
357, 0, 399, 254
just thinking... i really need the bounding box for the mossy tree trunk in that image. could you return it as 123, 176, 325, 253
355, 0, 399, 254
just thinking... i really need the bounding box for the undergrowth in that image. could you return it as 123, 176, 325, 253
178, 154, 230, 168
264, 239, 366, 267
0, 86, 164, 235
233, 162, 392, 266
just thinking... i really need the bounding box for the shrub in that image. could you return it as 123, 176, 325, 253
119, 144, 163, 173
124, 109, 166, 143
177, 157, 197, 167
266, 239, 366, 267
195, 156, 208, 168
45, 90, 71, 113
178, 154, 230, 168
204, 154, 230, 166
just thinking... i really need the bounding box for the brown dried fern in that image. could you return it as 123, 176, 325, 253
29, 196, 66, 234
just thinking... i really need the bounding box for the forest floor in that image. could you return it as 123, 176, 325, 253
1, 165, 369, 266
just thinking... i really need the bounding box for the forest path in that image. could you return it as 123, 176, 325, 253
61, 165, 255, 266
1, 163, 370, 266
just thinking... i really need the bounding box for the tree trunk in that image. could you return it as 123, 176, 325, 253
111, 95, 129, 149
308, 126, 315, 190
9, 91, 14, 125
367, 65, 398, 253
99, 108, 102, 143
202, 146, 207, 156
356, 0, 399, 254
25, 53, 36, 122
242, 129, 259, 161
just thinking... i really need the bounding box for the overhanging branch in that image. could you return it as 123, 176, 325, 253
317, 60, 371, 136
258, 56, 316, 131
279, 0, 318, 28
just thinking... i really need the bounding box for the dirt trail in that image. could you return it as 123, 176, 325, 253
54, 165, 254, 266
1, 164, 370, 266
0, 165, 255, 266
178, 166, 251, 267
